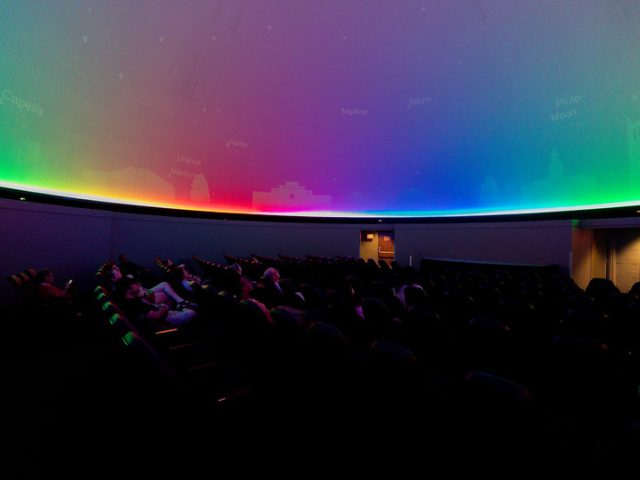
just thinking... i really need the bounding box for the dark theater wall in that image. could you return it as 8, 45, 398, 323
108, 212, 363, 268
1, 199, 113, 303
395, 220, 574, 272
1, 198, 575, 304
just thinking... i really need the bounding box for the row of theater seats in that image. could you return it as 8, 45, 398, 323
7, 265, 90, 348
91, 262, 260, 415
7, 267, 39, 303
9, 254, 640, 462
203, 254, 640, 457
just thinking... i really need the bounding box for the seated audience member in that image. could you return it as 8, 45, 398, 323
336, 279, 365, 320
147, 279, 197, 309
171, 264, 203, 294
239, 275, 272, 323
396, 283, 428, 310
256, 267, 286, 308
218, 265, 243, 295
112, 260, 196, 309
255, 267, 305, 309
101, 263, 122, 293
167, 264, 210, 308
263, 267, 282, 289
227, 263, 243, 276
239, 275, 257, 300
222, 270, 253, 301
34, 268, 73, 302
115, 277, 197, 328
105, 263, 197, 308
118, 254, 156, 285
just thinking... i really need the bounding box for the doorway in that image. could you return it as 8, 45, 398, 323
572, 227, 640, 292
360, 230, 395, 264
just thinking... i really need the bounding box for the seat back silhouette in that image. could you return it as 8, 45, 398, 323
305, 322, 353, 391
361, 297, 399, 343
7, 268, 38, 304
543, 335, 616, 413
458, 371, 536, 456
461, 316, 513, 376
367, 341, 420, 399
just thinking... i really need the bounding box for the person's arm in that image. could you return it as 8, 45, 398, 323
189, 273, 201, 284
249, 298, 273, 324
146, 304, 169, 321
38, 283, 68, 300
63, 279, 73, 297
181, 279, 194, 293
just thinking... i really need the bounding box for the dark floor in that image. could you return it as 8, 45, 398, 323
4, 301, 640, 478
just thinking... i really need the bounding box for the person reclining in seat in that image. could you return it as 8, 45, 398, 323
169, 263, 204, 294
255, 267, 286, 308
239, 275, 273, 323
115, 276, 197, 328
254, 267, 305, 309
34, 268, 74, 302
108, 263, 197, 309
118, 254, 157, 286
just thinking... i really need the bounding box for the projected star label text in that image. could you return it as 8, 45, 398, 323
0, 89, 44, 116
341, 108, 368, 116
551, 95, 581, 123
225, 139, 249, 149
408, 96, 432, 109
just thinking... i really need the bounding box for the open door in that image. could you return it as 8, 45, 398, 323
360, 230, 395, 263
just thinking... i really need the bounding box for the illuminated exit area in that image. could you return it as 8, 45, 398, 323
360, 230, 395, 264
572, 227, 640, 292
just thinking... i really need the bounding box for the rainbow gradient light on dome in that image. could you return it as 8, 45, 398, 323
2, 1, 640, 218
